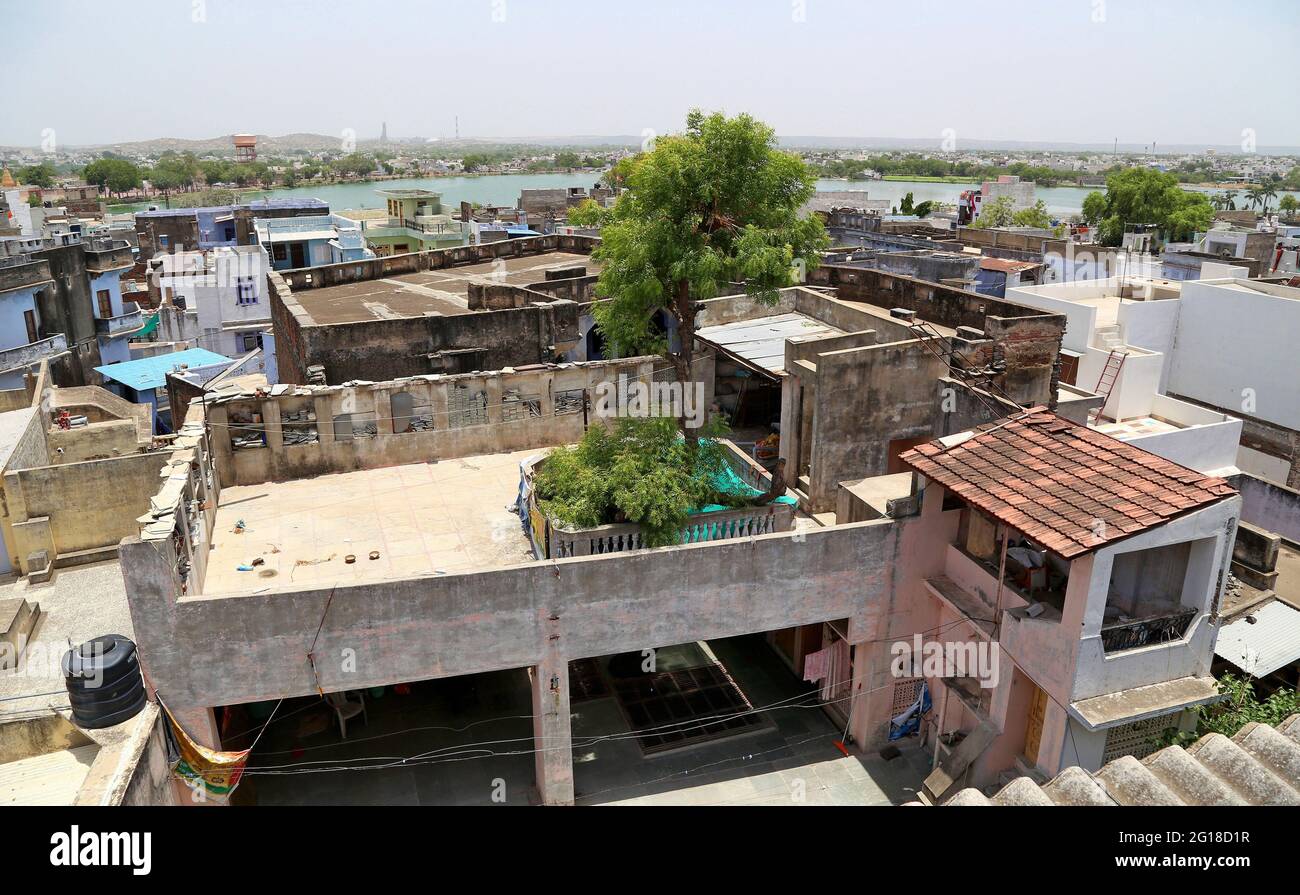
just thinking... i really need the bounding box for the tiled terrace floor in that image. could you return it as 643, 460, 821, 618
202, 450, 539, 594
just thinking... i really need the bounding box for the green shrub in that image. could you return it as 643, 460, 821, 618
534, 416, 748, 546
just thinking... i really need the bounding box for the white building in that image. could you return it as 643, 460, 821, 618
153, 244, 278, 382
1007, 275, 1300, 487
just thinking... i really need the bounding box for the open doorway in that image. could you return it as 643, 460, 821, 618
221, 668, 538, 806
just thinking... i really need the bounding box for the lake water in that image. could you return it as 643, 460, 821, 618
814, 178, 1096, 217
110, 172, 1295, 219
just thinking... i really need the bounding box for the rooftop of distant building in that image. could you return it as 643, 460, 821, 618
288, 250, 600, 324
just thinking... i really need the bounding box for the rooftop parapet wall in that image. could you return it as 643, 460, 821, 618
132, 403, 219, 599
269, 250, 594, 385
807, 262, 1065, 332
120, 513, 906, 713
0, 258, 53, 294
201, 356, 656, 487
695, 286, 918, 344
804, 265, 1065, 407
270, 274, 583, 385
275, 233, 599, 296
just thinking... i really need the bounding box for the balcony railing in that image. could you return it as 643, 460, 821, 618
0, 334, 69, 372
547, 503, 795, 559
95, 303, 144, 336
1100, 607, 1197, 653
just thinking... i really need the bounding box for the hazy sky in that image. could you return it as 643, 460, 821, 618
9, 0, 1299, 148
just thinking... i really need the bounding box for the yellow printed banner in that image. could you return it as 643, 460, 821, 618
163, 706, 250, 804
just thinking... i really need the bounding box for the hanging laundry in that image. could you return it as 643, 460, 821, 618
803, 646, 831, 683
820, 638, 851, 704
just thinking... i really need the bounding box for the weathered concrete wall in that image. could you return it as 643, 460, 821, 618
0, 388, 29, 413
806, 340, 948, 511
32, 243, 97, 348
205, 356, 655, 486
48, 386, 152, 448
111, 707, 181, 806
74, 704, 181, 807
980, 315, 1064, 406
1230, 473, 1300, 545
0, 407, 50, 570
930, 378, 1022, 438
121, 516, 908, 711
4, 406, 49, 472
271, 234, 599, 385
807, 262, 1059, 332
273, 284, 582, 385
467, 274, 598, 310
4, 451, 168, 559
47, 419, 139, 462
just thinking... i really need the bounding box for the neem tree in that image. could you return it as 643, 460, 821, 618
1081, 167, 1214, 246
591, 110, 829, 441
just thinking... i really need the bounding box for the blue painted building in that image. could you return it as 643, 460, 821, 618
95, 347, 232, 434
0, 255, 57, 390
87, 242, 141, 367
135, 198, 328, 257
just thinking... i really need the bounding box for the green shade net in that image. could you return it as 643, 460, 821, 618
134, 311, 160, 338
689, 441, 796, 515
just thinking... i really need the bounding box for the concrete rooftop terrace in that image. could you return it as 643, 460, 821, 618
201, 449, 540, 595
291, 251, 601, 324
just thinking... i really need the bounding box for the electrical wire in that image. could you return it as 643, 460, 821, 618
237, 616, 986, 774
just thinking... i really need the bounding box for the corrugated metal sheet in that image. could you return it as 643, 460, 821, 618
94, 347, 233, 392
695, 313, 843, 374
1216, 599, 1300, 678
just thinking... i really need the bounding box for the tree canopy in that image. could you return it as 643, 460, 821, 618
83, 157, 143, 196
534, 416, 744, 546
566, 198, 609, 228
148, 152, 201, 205
16, 162, 56, 188
1080, 168, 1213, 245
590, 110, 828, 413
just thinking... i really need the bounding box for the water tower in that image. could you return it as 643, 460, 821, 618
233, 134, 257, 162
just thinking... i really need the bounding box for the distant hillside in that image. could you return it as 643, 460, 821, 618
39, 133, 639, 156
14, 131, 1296, 158
66, 133, 347, 155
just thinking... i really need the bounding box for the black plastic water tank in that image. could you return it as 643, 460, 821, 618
62, 634, 147, 729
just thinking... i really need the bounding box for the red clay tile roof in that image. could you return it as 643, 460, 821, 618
899, 409, 1237, 558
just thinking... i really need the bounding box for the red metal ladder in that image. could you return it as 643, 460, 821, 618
1088, 349, 1127, 423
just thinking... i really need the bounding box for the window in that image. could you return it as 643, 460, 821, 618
236, 277, 257, 305
240, 332, 262, 353
272, 243, 288, 262
97, 289, 113, 318
159, 234, 169, 248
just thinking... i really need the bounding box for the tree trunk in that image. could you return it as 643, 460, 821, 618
672, 278, 698, 448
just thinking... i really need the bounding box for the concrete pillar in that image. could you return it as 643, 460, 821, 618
485, 378, 504, 426
168, 705, 221, 750
374, 388, 394, 435
261, 398, 283, 450
530, 654, 574, 806
430, 382, 449, 434
538, 372, 555, 416
165, 705, 225, 807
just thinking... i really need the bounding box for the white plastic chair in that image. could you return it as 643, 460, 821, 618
324, 690, 368, 739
